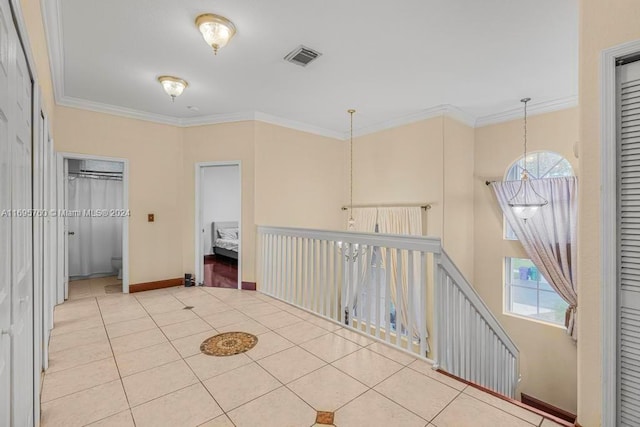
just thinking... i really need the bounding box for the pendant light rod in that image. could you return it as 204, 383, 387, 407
521, 97, 531, 174
347, 109, 356, 229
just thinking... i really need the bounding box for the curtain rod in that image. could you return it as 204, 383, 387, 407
341, 203, 432, 211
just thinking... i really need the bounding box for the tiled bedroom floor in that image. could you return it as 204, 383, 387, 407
41, 286, 562, 427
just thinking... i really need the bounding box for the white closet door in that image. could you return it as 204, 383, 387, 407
0, 1, 13, 425
618, 59, 640, 427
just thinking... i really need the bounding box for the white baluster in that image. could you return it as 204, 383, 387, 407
375, 247, 381, 339
407, 250, 414, 353
395, 248, 402, 348
420, 251, 427, 358
385, 248, 391, 343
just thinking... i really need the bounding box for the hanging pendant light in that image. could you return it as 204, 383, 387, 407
347, 109, 356, 230
508, 98, 548, 221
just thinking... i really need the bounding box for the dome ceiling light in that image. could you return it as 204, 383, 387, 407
157, 76, 188, 102
195, 13, 237, 55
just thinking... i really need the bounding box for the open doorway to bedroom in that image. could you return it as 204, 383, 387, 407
195, 162, 241, 289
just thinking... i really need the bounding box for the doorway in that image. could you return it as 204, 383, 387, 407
57, 153, 129, 299
195, 162, 241, 289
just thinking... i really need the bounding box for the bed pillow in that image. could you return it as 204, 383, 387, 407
218, 228, 237, 240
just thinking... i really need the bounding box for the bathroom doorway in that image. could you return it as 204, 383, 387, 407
57, 153, 129, 299
195, 162, 241, 289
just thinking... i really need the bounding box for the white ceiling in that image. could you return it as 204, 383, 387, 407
48, 0, 578, 135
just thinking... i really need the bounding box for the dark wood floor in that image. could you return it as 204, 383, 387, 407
203, 254, 238, 289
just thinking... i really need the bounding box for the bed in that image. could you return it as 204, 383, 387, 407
212, 221, 239, 260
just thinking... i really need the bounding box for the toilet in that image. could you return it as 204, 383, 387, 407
111, 256, 122, 280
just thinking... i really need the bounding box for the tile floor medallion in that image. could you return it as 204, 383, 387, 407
316, 410, 335, 425
200, 332, 259, 356
41, 285, 559, 427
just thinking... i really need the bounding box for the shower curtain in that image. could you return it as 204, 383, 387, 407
68, 177, 123, 278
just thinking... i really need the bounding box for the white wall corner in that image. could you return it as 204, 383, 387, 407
40, 0, 65, 103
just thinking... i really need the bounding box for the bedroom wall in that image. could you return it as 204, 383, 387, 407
254, 122, 347, 230
181, 121, 257, 283
577, 0, 640, 424
53, 106, 184, 284
201, 165, 241, 255
473, 107, 579, 413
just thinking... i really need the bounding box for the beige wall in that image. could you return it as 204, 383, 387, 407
19, 0, 56, 124
578, 1, 640, 425
443, 117, 475, 280
181, 121, 257, 283
474, 107, 579, 413
54, 106, 184, 284
352, 116, 475, 280
353, 118, 444, 237
254, 122, 346, 230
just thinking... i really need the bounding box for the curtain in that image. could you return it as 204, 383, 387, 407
491, 177, 578, 339
344, 208, 378, 315
376, 207, 424, 341
68, 177, 123, 278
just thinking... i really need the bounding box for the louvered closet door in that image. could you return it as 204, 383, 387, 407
618, 59, 640, 427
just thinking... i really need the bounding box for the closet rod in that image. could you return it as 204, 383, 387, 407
341, 203, 432, 211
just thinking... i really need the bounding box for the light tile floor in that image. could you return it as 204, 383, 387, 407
41, 286, 562, 427
68, 276, 122, 300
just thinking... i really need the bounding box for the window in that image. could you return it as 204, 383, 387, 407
504, 151, 574, 240
504, 257, 568, 325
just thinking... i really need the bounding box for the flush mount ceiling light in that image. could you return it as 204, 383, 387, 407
195, 13, 237, 55
157, 76, 188, 102
507, 97, 548, 221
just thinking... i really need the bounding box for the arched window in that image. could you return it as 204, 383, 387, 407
503, 151, 574, 326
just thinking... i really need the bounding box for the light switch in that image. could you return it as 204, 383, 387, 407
148, 214, 155, 222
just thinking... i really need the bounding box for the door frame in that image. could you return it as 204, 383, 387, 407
194, 161, 242, 289
601, 39, 640, 427
56, 152, 130, 294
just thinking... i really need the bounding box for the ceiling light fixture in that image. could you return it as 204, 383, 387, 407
157, 76, 188, 102
508, 98, 548, 221
195, 13, 237, 55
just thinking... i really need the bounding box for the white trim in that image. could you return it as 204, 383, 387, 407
56, 152, 130, 294
40, 0, 63, 102
349, 104, 477, 139
58, 96, 183, 126
600, 38, 640, 427
180, 111, 255, 128
194, 162, 242, 290
253, 111, 345, 140
475, 96, 579, 128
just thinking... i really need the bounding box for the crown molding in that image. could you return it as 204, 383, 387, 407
253, 112, 345, 140
41, 0, 65, 102
474, 95, 578, 128
349, 104, 476, 139
180, 111, 256, 127
58, 96, 183, 126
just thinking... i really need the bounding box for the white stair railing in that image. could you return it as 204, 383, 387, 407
258, 226, 519, 398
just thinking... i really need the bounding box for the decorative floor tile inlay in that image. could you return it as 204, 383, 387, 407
316, 410, 335, 425
200, 332, 258, 357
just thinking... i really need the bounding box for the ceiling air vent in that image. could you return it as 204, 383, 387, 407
284, 45, 322, 67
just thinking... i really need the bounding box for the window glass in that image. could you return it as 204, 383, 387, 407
505, 257, 568, 326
